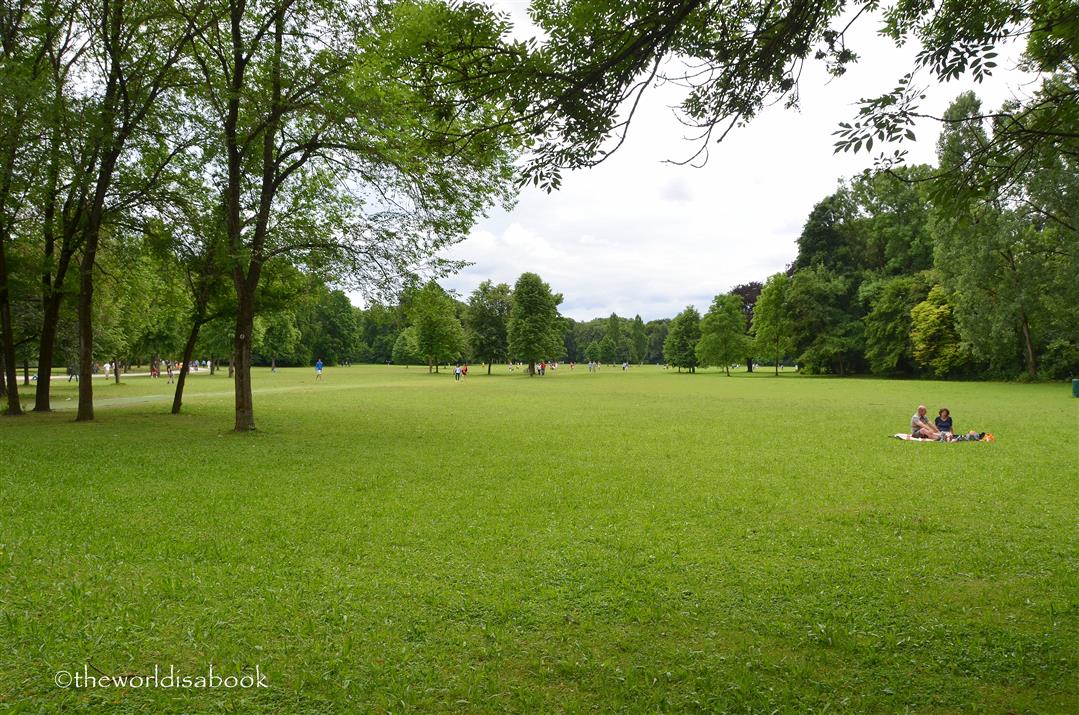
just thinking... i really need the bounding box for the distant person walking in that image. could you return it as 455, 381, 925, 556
315, 358, 324, 381
166, 360, 174, 384
454, 365, 462, 381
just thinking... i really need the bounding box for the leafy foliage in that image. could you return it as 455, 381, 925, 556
507, 272, 563, 373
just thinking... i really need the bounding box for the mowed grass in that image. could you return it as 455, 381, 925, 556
0, 366, 1076, 713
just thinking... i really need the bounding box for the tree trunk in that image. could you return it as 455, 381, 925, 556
0, 233, 21, 415
1019, 313, 1037, 377
75, 247, 95, 421
0, 350, 6, 399
173, 316, 203, 414
746, 358, 753, 373
114, 356, 121, 384
487, 360, 492, 375
34, 292, 65, 411
228, 354, 234, 378
23, 357, 30, 385
210, 356, 215, 375
233, 292, 256, 431
528, 360, 535, 376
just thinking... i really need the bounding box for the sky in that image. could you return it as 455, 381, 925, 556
364, 3, 1037, 322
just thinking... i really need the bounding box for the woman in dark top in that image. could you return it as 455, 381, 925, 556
935, 408, 953, 434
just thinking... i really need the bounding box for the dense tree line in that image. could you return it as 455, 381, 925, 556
3, 0, 1076, 425
0, 0, 521, 427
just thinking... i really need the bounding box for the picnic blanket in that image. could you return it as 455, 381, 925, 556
893, 433, 994, 442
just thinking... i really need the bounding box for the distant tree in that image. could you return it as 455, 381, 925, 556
646, 319, 670, 363
465, 280, 512, 374
507, 272, 563, 375
848, 167, 935, 275
862, 273, 930, 375
391, 326, 422, 366
910, 285, 971, 378
786, 266, 863, 375
629, 314, 648, 364
307, 289, 362, 365
663, 306, 701, 372
793, 193, 858, 273
729, 282, 763, 371
604, 312, 631, 361
599, 335, 616, 364
751, 273, 795, 376
258, 311, 302, 371
561, 317, 580, 362
697, 294, 751, 376
584, 340, 601, 363
410, 281, 466, 373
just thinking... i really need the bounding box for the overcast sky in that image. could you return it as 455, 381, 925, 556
382, 3, 1035, 322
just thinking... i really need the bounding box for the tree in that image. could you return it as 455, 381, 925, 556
646, 319, 670, 363
696, 294, 750, 376
910, 286, 971, 378
258, 311, 302, 371
410, 282, 466, 373
598, 335, 616, 365
793, 193, 858, 273
786, 265, 863, 375
629, 314, 648, 364
663, 306, 701, 373
391, 326, 422, 366
507, 272, 563, 375
186, 0, 518, 429
862, 273, 931, 375
465, 280, 512, 374
929, 92, 1076, 378
751, 273, 795, 376
729, 282, 762, 371
584, 340, 601, 363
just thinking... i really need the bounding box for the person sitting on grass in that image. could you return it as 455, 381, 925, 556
911, 405, 943, 440
935, 408, 953, 436
933, 408, 994, 442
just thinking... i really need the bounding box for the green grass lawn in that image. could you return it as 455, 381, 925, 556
1, 366, 1076, 713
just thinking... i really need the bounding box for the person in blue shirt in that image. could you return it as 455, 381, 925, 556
935, 408, 953, 435
315, 358, 324, 381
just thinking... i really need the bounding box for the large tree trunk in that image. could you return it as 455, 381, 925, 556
210, 356, 215, 375
113, 356, 120, 384
23, 358, 30, 385
172, 316, 203, 414
487, 360, 492, 375
75, 246, 96, 421
0, 233, 21, 415
34, 292, 65, 411
745, 357, 753, 373
233, 291, 256, 431
528, 360, 535, 376
0, 350, 6, 399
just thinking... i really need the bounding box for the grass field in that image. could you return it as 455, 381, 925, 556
1, 366, 1076, 713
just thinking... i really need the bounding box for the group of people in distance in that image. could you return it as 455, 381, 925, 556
910, 405, 993, 442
